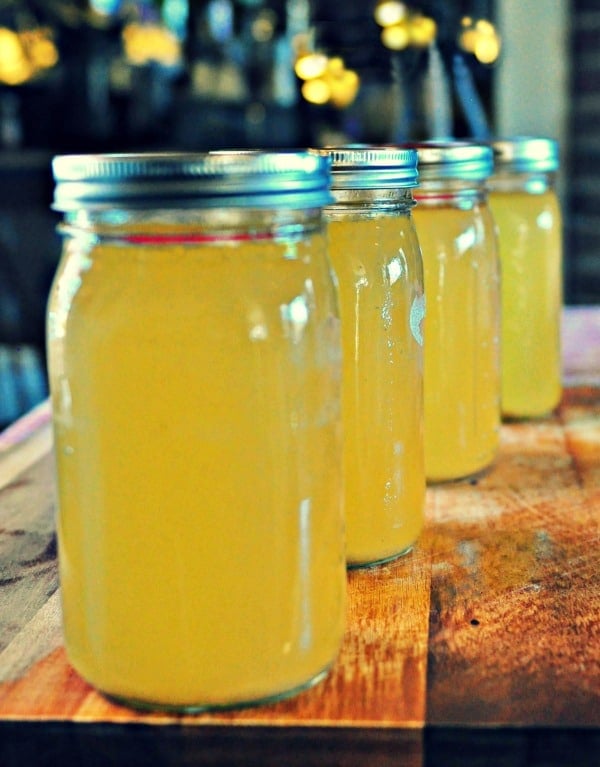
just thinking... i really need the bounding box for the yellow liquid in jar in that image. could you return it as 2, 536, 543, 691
489, 189, 563, 418
47, 231, 346, 710
412, 203, 501, 482
326, 215, 425, 566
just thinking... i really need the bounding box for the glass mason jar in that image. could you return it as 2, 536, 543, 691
318, 146, 425, 568
48, 151, 346, 712
410, 142, 501, 483
488, 137, 563, 419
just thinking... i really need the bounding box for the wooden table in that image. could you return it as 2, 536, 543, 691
1, 307, 599, 767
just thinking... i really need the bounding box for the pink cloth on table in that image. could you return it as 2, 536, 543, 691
0, 398, 51, 451
562, 305, 600, 385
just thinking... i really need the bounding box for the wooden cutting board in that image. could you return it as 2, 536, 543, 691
1, 388, 598, 726
1, 308, 599, 766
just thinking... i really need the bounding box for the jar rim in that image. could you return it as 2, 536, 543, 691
315, 145, 419, 189
52, 151, 333, 211
490, 136, 559, 173
398, 141, 493, 182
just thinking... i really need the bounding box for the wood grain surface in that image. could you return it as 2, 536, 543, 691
0, 308, 599, 767
426, 387, 600, 727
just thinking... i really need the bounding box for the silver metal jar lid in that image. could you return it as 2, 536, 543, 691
52, 151, 333, 211
315, 145, 418, 190
491, 137, 559, 173
408, 141, 493, 182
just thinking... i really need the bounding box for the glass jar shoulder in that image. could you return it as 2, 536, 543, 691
414, 197, 496, 254
60, 206, 325, 241
327, 211, 421, 278
489, 187, 562, 228
48, 213, 334, 350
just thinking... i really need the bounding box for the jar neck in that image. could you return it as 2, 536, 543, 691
488, 170, 556, 194
413, 178, 487, 209
324, 188, 415, 220
60, 206, 325, 242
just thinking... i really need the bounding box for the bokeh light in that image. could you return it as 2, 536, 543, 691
295, 50, 360, 109
122, 22, 182, 67
301, 77, 330, 105
295, 52, 328, 80
381, 22, 410, 51
378, 5, 437, 50
0, 25, 59, 86
458, 16, 501, 64
374, 1, 408, 28
409, 15, 437, 47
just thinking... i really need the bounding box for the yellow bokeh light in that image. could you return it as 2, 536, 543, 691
122, 23, 181, 67
327, 56, 345, 74
0, 28, 24, 59
475, 19, 495, 35
298, 53, 360, 109
409, 15, 437, 47
21, 28, 59, 70
374, 1, 408, 28
458, 17, 501, 63
301, 77, 331, 105
29, 38, 59, 68
294, 52, 328, 80
381, 22, 410, 51
0, 25, 59, 85
328, 68, 360, 108
474, 32, 501, 64
0, 27, 33, 85
459, 28, 477, 53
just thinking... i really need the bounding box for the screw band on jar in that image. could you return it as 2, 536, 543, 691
52, 150, 334, 211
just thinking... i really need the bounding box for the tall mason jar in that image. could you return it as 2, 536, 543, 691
48, 151, 346, 712
318, 146, 425, 568
488, 137, 563, 419
411, 142, 501, 483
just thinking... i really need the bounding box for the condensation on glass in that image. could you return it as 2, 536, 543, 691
48, 151, 346, 712
488, 137, 563, 419
410, 141, 501, 483
318, 145, 425, 568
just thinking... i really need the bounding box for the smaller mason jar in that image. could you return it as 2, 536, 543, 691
48, 151, 346, 712
318, 146, 425, 568
410, 142, 501, 483
488, 137, 563, 419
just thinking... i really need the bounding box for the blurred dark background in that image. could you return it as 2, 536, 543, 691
0, 0, 596, 425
